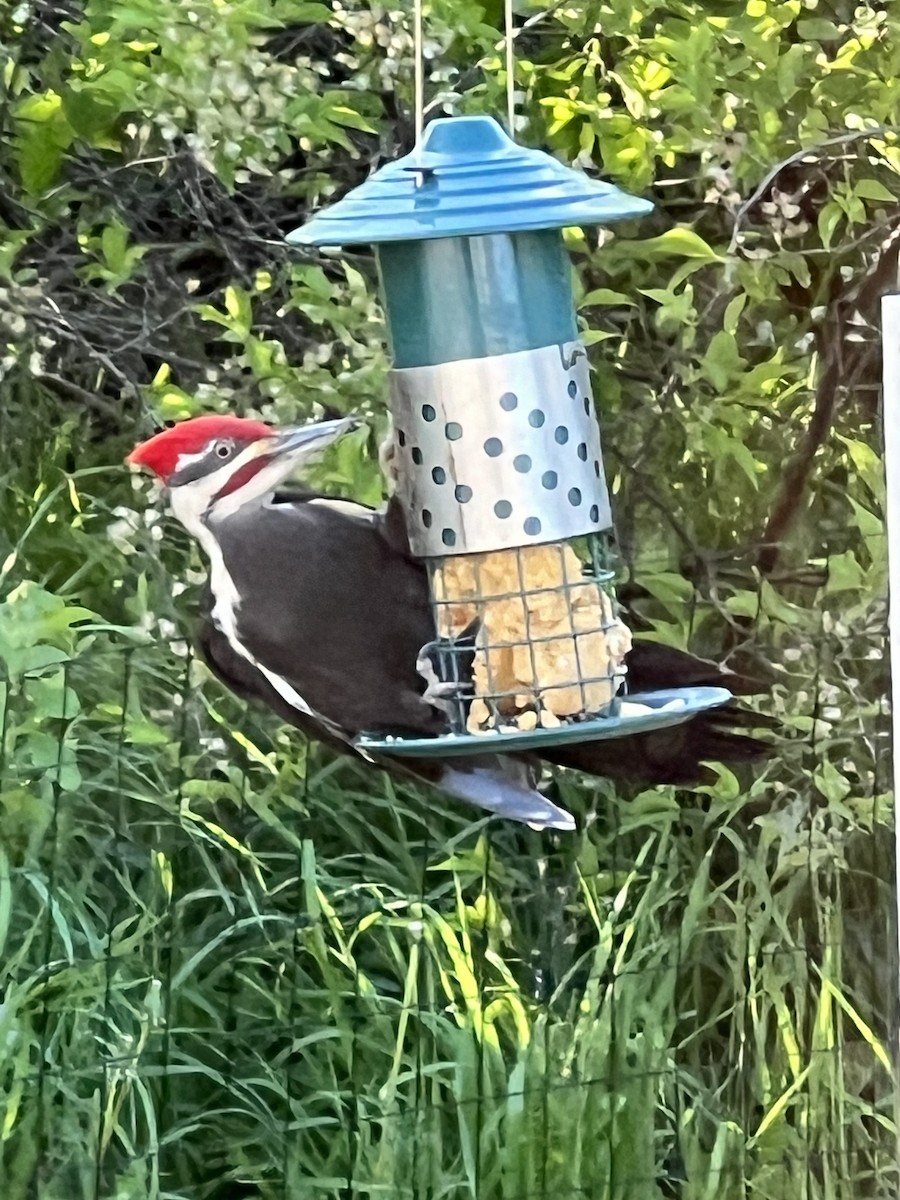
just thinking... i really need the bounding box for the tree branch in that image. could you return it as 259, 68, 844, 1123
756, 222, 900, 575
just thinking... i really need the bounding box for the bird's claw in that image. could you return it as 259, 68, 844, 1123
423, 679, 472, 699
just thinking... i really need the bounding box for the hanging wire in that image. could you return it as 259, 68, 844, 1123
413, 0, 425, 145
412, 0, 517, 142
504, 0, 516, 136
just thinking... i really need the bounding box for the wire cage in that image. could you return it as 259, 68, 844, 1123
426, 535, 625, 736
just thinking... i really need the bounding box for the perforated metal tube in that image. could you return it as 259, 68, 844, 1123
390, 341, 611, 557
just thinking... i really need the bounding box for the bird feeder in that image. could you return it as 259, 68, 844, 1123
288, 117, 729, 755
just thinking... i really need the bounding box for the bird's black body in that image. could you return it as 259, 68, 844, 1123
194, 486, 771, 824
211, 493, 442, 737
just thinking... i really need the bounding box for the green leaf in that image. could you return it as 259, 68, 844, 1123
276, 1, 332, 20
579, 288, 636, 307
327, 106, 378, 134
797, 18, 841, 41
156, 388, 198, 418
814, 759, 851, 804
61, 88, 119, 139
630, 228, 723, 262
724, 590, 761, 619
0, 584, 96, 677
100, 220, 128, 274
696, 763, 741, 802
702, 330, 743, 390
760, 580, 804, 625
839, 436, 886, 504
224, 285, 252, 331
817, 202, 842, 250
126, 718, 171, 745
853, 178, 896, 204
723, 293, 747, 333
638, 572, 695, 606
17, 125, 66, 194
848, 498, 882, 538
823, 550, 864, 594
1, 645, 70, 677
25, 673, 81, 720
16, 91, 62, 123
580, 329, 618, 346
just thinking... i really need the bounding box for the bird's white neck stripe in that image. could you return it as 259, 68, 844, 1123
195, 524, 353, 738
198, 530, 316, 720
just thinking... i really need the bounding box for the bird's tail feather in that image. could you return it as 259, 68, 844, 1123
542, 705, 775, 788
440, 765, 575, 831
624, 640, 769, 696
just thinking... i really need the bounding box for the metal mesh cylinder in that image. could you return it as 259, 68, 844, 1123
422, 533, 630, 735
389, 341, 611, 557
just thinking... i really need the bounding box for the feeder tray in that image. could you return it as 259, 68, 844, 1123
354, 687, 733, 757
289, 117, 730, 756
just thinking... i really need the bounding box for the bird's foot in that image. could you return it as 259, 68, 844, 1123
423, 679, 472, 700
420, 677, 473, 718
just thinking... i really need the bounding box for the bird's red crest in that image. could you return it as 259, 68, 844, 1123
126, 415, 273, 480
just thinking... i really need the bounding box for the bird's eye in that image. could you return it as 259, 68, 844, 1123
214, 441, 232, 459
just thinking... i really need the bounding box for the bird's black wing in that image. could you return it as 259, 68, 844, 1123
624, 639, 769, 696
210, 495, 446, 738
195, 586, 367, 758
196, 579, 578, 828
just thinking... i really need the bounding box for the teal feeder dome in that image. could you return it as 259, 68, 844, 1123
288, 117, 729, 755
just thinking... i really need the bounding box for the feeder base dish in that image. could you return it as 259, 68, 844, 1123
354, 686, 732, 758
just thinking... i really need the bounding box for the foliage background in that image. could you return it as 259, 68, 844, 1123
0, 0, 897, 1196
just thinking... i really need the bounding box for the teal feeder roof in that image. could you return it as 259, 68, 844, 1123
288, 115, 653, 247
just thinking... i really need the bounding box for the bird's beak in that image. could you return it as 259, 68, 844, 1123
264, 417, 358, 462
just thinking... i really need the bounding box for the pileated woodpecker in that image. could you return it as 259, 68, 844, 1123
127, 415, 770, 830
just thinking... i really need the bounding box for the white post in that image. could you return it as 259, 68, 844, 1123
881, 295, 900, 1072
